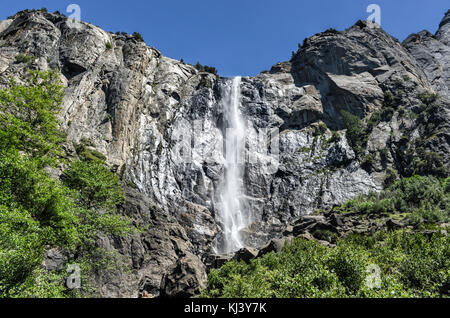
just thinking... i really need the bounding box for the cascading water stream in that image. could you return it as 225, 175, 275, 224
218, 76, 248, 254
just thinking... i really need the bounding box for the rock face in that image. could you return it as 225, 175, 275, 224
0, 9, 449, 297
404, 10, 450, 100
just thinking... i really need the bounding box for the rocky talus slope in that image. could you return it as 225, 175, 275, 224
0, 9, 449, 297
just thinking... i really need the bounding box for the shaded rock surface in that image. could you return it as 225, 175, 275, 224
0, 9, 449, 297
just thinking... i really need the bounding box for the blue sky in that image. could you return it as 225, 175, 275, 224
1, 1, 449, 76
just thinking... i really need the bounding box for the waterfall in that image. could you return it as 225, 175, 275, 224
218, 76, 248, 254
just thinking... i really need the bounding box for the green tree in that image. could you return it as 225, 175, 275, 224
0, 70, 132, 297
340, 110, 365, 156
0, 69, 64, 165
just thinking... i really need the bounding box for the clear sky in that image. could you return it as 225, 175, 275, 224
1, 0, 449, 77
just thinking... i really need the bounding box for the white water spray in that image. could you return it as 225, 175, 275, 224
218, 76, 248, 254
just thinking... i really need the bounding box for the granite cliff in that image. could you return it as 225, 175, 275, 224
0, 9, 448, 297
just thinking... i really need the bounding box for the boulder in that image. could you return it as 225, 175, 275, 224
41, 248, 67, 271
386, 219, 404, 231
330, 213, 345, 227
257, 238, 292, 258
232, 247, 259, 263
159, 253, 207, 298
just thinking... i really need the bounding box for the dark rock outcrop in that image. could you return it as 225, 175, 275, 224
160, 253, 207, 298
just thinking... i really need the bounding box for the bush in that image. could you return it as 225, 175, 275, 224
62, 160, 124, 212
0, 70, 64, 165
381, 107, 395, 121
383, 91, 395, 108
361, 153, 375, 171
132, 32, 144, 42
313, 122, 328, 136
194, 62, 218, 76
74, 144, 107, 162
327, 245, 368, 293
410, 151, 446, 177
332, 175, 449, 226
329, 131, 341, 143
15, 54, 35, 64
202, 231, 450, 298
384, 167, 398, 187
340, 110, 365, 156
418, 92, 438, 106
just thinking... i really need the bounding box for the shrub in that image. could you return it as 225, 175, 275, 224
132, 32, 144, 42
202, 231, 450, 298
383, 91, 395, 108
194, 62, 218, 76
62, 160, 124, 211
314, 122, 328, 136
0, 70, 64, 165
73, 141, 107, 162
418, 92, 438, 106
410, 151, 446, 177
327, 245, 368, 293
380, 107, 395, 121
15, 54, 35, 64
329, 131, 341, 143
332, 175, 449, 225
340, 110, 365, 156
106, 41, 113, 49
312, 229, 338, 243
384, 167, 398, 187
361, 153, 375, 171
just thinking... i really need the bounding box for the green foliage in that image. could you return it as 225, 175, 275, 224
203, 231, 449, 298
312, 229, 338, 244
340, 110, 364, 147
62, 160, 124, 211
361, 153, 375, 171
0, 69, 64, 165
313, 122, 328, 136
0, 71, 132, 297
132, 32, 144, 42
329, 131, 341, 143
410, 150, 446, 177
194, 62, 218, 76
339, 110, 365, 156
418, 92, 438, 106
335, 175, 449, 225
105, 41, 113, 49
327, 245, 368, 293
383, 91, 395, 108
0, 150, 79, 296
15, 54, 36, 64
384, 167, 398, 187
380, 107, 395, 121
74, 141, 107, 162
